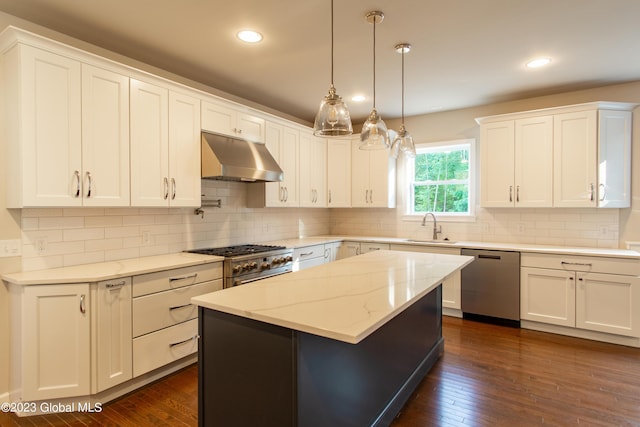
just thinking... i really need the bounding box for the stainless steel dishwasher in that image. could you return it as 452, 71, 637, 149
460, 249, 520, 324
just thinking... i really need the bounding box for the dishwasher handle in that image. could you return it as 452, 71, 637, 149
477, 254, 501, 260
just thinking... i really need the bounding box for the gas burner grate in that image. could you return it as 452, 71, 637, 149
186, 244, 286, 257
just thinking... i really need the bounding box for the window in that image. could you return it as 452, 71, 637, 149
406, 139, 475, 218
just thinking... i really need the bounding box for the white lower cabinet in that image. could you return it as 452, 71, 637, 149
10, 283, 91, 401
132, 263, 222, 377
521, 253, 640, 338
293, 244, 326, 271
336, 241, 390, 259
93, 278, 132, 393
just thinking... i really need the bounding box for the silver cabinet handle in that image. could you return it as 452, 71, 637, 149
365, 189, 369, 204
163, 177, 169, 200
328, 190, 332, 204
300, 251, 314, 257
279, 186, 284, 202
105, 280, 126, 288
369, 189, 373, 204
85, 171, 92, 198
74, 170, 81, 197
170, 334, 199, 348
324, 248, 330, 259
599, 183, 606, 202
516, 185, 520, 203
171, 178, 176, 200
509, 185, 513, 202
169, 303, 192, 311
561, 261, 593, 267
284, 187, 288, 202
79, 294, 86, 314
589, 183, 595, 202
169, 273, 198, 282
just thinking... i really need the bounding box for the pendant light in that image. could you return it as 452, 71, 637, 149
313, 0, 353, 137
391, 43, 416, 158
360, 10, 389, 150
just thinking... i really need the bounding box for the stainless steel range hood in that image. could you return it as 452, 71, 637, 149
201, 131, 283, 182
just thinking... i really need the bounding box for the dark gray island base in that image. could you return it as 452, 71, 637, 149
198, 285, 443, 427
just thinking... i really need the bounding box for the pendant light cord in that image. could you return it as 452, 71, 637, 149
401, 48, 405, 124
372, 17, 376, 109
330, 0, 334, 86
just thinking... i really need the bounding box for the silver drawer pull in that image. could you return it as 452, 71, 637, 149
300, 251, 314, 257
561, 261, 593, 267
105, 280, 126, 288
169, 303, 192, 311
169, 273, 198, 282
170, 334, 199, 348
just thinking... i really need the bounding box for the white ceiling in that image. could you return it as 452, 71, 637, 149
1, 0, 640, 124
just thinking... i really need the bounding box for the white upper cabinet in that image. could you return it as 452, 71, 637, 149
4, 44, 82, 207
480, 116, 553, 207
81, 64, 130, 206
299, 130, 327, 207
247, 121, 299, 207
351, 138, 396, 208
327, 138, 352, 208
130, 79, 201, 207
201, 99, 265, 143
554, 109, 632, 207
478, 102, 634, 208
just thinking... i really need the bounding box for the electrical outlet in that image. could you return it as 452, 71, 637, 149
141, 231, 151, 245
599, 225, 608, 237
0, 239, 21, 258
517, 223, 526, 233
35, 238, 47, 254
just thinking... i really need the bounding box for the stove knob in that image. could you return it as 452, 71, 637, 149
285, 255, 293, 263
242, 263, 250, 271
272, 258, 280, 266
261, 262, 270, 270
249, 262, 258, 270
232, 265, 242, 274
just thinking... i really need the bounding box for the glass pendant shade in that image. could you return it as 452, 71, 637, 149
360, 10, 388, 150
313, 84, 352, 136
360, 108, 389, 149
391, 124, 416, 158
313, 0, 353, 137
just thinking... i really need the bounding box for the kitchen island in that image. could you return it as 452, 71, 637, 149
191, 250, 473, 427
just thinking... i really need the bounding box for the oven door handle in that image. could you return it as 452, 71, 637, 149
233, 270, 291, 287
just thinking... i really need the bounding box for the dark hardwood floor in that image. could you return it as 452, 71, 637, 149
2, 316, 639, 426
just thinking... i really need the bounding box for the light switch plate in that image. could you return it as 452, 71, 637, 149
0, 239, 21, 258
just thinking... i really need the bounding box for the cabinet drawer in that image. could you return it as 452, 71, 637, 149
294, 245, 325, 261
389, 244, 460, 255
132, 319, 198, 377
521, 253, 640, 276
133, 279, 222, 337
132, 262, 222, 297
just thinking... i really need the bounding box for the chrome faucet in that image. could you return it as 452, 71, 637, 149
421, 212, 442, 240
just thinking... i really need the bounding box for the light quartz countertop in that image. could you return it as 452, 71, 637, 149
2, 252, 223, 285
265, 235, 640, 260
191, 250, 473, 344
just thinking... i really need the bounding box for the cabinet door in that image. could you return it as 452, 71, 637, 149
236, 111, 266, 143
327, 139, 351, 207
521, 267, 575, 327
368, 148, 395, 208
480, 121, 515, 207
553, 111, 597, 207
514, 116, 553, 207
299, 132, 327, 207
168, 91, 201, 207
597, 110, 632, 208
280, 126, 300, 207
351, 139, 370, 207
23, 284, 90, 400
360, 242, 390, 253
336, 241, 360, 260
94, 278, 132, 392
263, 122, 285, 206
130, 79, 169, 206
81, 64, 130, 206
14, 45, 82, 207
201, 100, 236, 136
576, 272, 640, 337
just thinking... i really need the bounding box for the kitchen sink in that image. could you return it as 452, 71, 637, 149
404, 239, 457, 245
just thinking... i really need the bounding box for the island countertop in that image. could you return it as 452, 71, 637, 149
191, 250, 473, 344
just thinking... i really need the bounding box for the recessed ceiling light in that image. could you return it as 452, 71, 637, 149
351, 95, 366, 102
526, 57, 551, 68
237, 30, 263, 43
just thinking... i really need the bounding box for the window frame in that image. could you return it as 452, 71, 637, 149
402, 138, 476, 222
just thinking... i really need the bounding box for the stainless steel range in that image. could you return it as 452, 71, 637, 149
186, 244, 293, 288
